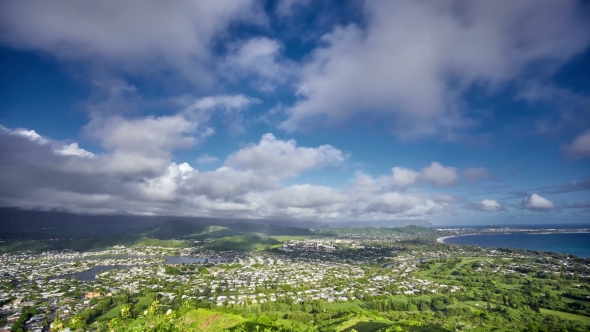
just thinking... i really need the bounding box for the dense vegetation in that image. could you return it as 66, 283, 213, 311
3, 218, 589, 332
60, 290, 590, 332
0, 236, 189, 254
315, 225, 436, 236
144, 220, 239, 239
202, 235, 281, 251
228, 221, 313, 236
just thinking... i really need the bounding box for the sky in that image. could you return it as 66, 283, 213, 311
0, 0, 589, 226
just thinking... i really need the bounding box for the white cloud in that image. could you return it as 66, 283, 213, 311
421, 162, 459, 188
138, 162, 194, 201
391, 162, 458, 188
392, 167, 420, 188
186, 95, 261, 112
522, 194, 556, 210
462, 167, 492, 182
57, 143, 95, 158
13, 128, 48, 144
196, 154, 219, 164
0, 126, 445, 222
85, 114, 198, 157
225, 133, 346, 178
223, 37, 295, 91
281, 0, 590, 138
563, 130, 590, 159
0, 0, 266, 86
473, 199, 503, 211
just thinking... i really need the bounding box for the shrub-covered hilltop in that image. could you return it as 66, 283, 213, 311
61, 288, 590, 332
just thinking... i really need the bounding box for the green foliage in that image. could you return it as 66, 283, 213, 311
315, 225, 435, 236
227, 221, 313, 236
11, 306, 38, 332
203, 235, 280, 251
0, 236, 189, 254
144, 220, 239, 239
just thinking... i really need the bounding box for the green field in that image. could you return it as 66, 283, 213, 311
324, 300, 369, 310
97, 304, 122, 320
338, 316, 392, 332
540, 309, 590, 324
182, 309, 244, 331
135, 296, 152, 307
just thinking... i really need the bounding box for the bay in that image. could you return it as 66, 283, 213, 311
442, 233, 590, 257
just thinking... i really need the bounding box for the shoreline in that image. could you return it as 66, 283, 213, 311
437, 231, 590, 244
437, 234, 476, 243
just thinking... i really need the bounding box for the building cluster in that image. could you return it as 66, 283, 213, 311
1, 232, 589, 331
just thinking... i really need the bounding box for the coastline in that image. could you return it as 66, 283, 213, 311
437, 231, 590, 244
437, 234, 476, 243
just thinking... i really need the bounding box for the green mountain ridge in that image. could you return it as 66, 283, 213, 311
143, 220, 238, 239
227, 221, 313, 236
142, 220, 313, 239
315, 225, 436, 236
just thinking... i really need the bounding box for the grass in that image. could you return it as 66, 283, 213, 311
336, 314, 392, 332
460, 301, 490, 310
135, 296, 152, 307
98, 304, 123, 320
182, 309, 244, 331
274, 319, 312, 330
325, 300, 369, 310
540, 308, 590, 324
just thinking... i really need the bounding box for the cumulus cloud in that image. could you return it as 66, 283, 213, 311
86, 114, 199, 157
522, 194, 556, 210
392, 162, 459, 188
0, 0, 266, 86
391, 167, 420, 188
471, 199, 503, 211
225, 133, 346, 178
0, 125, 444, 221
57, 143, 95, 158
13, 128, 48, 144
223, 37, 295, 91
281, 0, 590, 138
421, 162, 459, 187
462, 167, 492, 182
563, 130, 590, 159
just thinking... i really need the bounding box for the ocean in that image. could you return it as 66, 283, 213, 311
442, 233, 590, 258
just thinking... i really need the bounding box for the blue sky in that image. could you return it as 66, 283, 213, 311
0, 0, 589, 225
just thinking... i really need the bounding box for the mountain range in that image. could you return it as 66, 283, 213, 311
0, 208, 433, 239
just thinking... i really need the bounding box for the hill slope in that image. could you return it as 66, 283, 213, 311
227, 221, 313, 236
143, 220, 238, 239
315, 224, 435, 236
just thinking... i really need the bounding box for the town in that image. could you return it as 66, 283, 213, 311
1, 230, 589, 331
